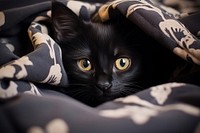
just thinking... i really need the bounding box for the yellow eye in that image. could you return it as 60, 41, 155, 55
77, 59, 92, 72
115, 58, 131, 71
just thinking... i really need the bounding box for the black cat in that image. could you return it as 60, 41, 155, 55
51, 1, 180, 106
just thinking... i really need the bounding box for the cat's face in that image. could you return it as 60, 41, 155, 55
52, 1, 144, 106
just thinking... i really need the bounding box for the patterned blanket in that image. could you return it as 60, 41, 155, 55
0, 0, 200, 133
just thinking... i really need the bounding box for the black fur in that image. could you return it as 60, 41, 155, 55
51, 1, 180, 106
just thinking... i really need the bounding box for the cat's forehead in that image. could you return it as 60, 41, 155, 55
91, 23, 113, 40
67, 22, 131, 59
86, 23, 130, 55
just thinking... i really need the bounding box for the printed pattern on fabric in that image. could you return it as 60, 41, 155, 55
0, 21, 68, 98
0, 0, 200, 133
28, 23, 65, 85
28, 119, 69, 133
0, 12, 5, 27
100, 82, 200, 125
96, 0, 200, 65
0, 0, 101, 99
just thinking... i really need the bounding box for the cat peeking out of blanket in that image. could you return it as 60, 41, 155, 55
51, 1, 200, 107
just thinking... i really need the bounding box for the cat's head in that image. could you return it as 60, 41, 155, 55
51, 1, 146, 106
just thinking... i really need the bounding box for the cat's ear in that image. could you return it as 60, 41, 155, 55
51, 1, 83, 43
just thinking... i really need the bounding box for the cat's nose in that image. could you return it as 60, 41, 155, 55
97, 81, 112, 91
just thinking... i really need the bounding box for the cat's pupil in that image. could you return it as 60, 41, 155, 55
83, 59, 90, 68
120, 59, 126, 67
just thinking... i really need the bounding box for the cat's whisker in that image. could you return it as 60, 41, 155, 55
118, 86, 140, 97
123, 82, 144, 90
125, 87, 140, 94
120, 88, 133, 96
123, 81, 141, 85
124, 85, 143, 91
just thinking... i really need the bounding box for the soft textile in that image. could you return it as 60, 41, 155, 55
0, 0, 200, 133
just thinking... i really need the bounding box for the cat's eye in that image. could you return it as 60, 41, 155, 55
77, 58, 92, 72
115, 58, 131, 71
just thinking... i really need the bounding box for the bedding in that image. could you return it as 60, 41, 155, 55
0, 0, 200, 133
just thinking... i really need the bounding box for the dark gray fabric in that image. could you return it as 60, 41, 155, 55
0, 0, 200, 133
